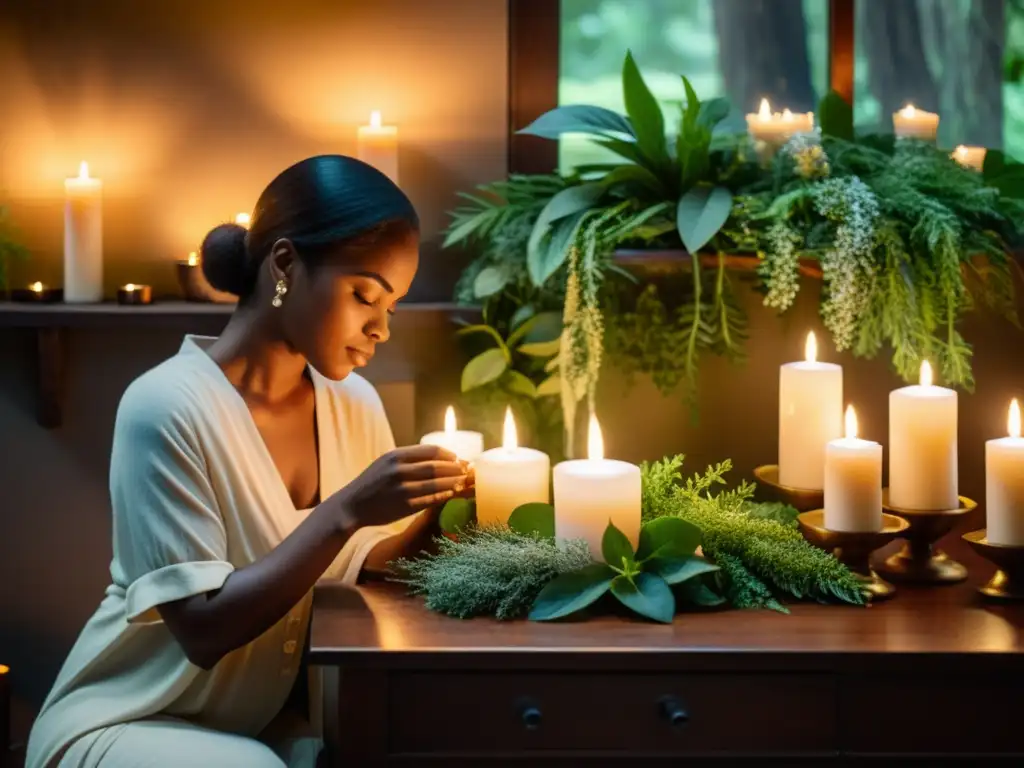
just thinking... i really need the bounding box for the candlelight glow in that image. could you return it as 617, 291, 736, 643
1010, 399, 1021, 439
235, 212, 251, 228
901, 104, 917, 117
757, 98, 772, 121
369, 110, 383, 129
444, 405, 456, 434
78, 161, 90, 179
187, 251, 199, 267
502, 406, 517, 450
29, 281, 43, 293
804, 331, 817, 363
124, 283, 136, 292
955, 145, 968, 159
782, 108, 794, 121
920, 360, 933, 387
587, 412, 605, 461
845, 404, 858, 440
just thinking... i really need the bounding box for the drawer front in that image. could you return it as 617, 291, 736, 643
388, 671, 837, 756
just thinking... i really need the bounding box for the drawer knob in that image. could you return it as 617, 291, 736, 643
515, 698, 542, 730
658, 695, 689, 728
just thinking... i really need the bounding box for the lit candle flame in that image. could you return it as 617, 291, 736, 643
187, 251, 199, 267
370, 110, 383, 129
587, 411, 604, 461
901, 104, 917, 117
782, 108, 794, 121
235, 212, 251, 228
502, 406, 517, 450
955, 145, 968, 159
1010, 399, 1021, 439
78, 161, 90, 179
444, 405, 456, 434
845, 404, 858, 440
804, 331, 817, 363
920, 359, 933, 387
29, 281, 43, 293
124, 283, 136, 292
757, 98, 772, 121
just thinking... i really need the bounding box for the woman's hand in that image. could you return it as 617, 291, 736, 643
330, 444, 471, 532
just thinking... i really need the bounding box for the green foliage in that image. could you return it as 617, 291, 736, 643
640, 456, 867, 611
439, 498, 474, 534
507, 502, 556, 539
0, 206, 29, 293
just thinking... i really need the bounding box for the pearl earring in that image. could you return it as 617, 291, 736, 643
271, 279, 288, 308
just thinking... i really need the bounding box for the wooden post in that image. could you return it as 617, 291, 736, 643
829, 0, 856, 104
36, 327, 66, 429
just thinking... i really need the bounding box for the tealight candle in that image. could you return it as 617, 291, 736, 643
986, 399, 1024, 546
356, 110, 399, 184
778, 331, 844, 490
0, 663, 8, 755
474, 407, 549, 526
554, 412, 641, 561
746, 98, 815, 146
117, 283, 152, 305
11, 281, 61, 303
893, 104, 939, 142
64, 161, 103, 303
420, 406, 484, 462
951, 145, 986, 172
824, 405, 882, 532
889, 360, 958, 510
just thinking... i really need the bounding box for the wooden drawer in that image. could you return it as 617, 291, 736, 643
387, 671, 838, 756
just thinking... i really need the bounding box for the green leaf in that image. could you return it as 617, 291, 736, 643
637, 516, 703, 561
591, 137, 646, 165
503, 370, 538, 399
527, 184, 603, 286
697, 97, 730, 130
461, 348, 508, 392
473, 266, 509, 298
530, 209, 588, 287
601, 163, 664, 195
509, 304, 536, 332
676, 185, 733, 253
509, 310, 562, 348
529, 563, 615, 621
622, 51, 667, 167
675, 578, 727, 608
536, 372, 562, 397
818, 90, 854, 141
988, 166, 1024, 199
647, 555, 719, 585
602, 521, 636, 569
518, 338, 561, 357
519, 105, 635, 140
983, 148, 1008, 181
455, 324, 507, 351
610, 572, 675, 623
508, 502, 555, 538
681, 75, 701, 129
439, 498, 474, 534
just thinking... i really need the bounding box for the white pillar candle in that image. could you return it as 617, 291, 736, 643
778, 332, 844, 490
893, 104, 939, 141
746, 98, 815, 146
554, 412, 641, 561
420, 406, 484, 462
63, 161, 103, 303
474, 407, 549, 526
356, 110, 399, 185
824, 405, 883, 532
986, 399, 1024, 546
951, 145, 986, 172
889, 360, 958, 510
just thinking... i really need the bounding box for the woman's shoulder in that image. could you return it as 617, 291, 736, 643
115, 352, 215, 438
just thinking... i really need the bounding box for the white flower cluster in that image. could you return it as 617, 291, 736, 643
761, 221, 802, 311
782, 128, 830, 179
813, 177, 879, 351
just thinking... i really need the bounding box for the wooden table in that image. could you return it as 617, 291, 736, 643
310, 567, 1024, 766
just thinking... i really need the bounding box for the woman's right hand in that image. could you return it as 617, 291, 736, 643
331, 444, 471, 532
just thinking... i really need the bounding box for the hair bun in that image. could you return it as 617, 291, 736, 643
200, 223, 250, 296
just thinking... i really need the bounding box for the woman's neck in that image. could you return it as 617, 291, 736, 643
205, 305, 309, 404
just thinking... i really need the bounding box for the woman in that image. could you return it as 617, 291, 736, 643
26, 155, 471, 767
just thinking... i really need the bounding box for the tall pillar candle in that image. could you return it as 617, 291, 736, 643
554, 413, 641, 561
824, 405, 883, 532
474, 407, 549, 526
420, 405, 484, 462
63, 161, 103, 302
889, 360, 958, 510
986, 399, 1024, 545
356, 111, 399, 185
778, 332, 844, 490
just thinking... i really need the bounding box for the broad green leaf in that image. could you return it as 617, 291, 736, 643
509, 310, 562, 348
536, 372, 562, 397
675, 577, 727, 608
610, 572, 675, 623
529, 563, 615, 621
591, 137, 646, 166
676, 185, 733, 253
637, 516, 703, 561
473, 266, 509, 298
503, 369, 538, 399
509, 305, 536, 332
622, 51, 667, 167
544, 355, 560, 373
818, 90, 854, 141
442, 216, 485, 249
602, 521, 636, 569
518, 338, 561, 357
519, 105, 635, 140
601, 163, 665, 195
647, 555, 719, 586
681, 75, 701, 129
461, 348, 508, 392
439, 498, 474, 534
678, 125, 712, 190
527, 185, 603, 286
455, 323, 507, 351
697, 97, 731, 130
508, 502, 555, 538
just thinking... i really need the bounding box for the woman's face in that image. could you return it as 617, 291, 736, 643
278, 230, 419, 380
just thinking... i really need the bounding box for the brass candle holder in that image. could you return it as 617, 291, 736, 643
962, 530, 1024, 601
875, 491, 977, 584
753, 464, 823, 512
798, 510, 909, 601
